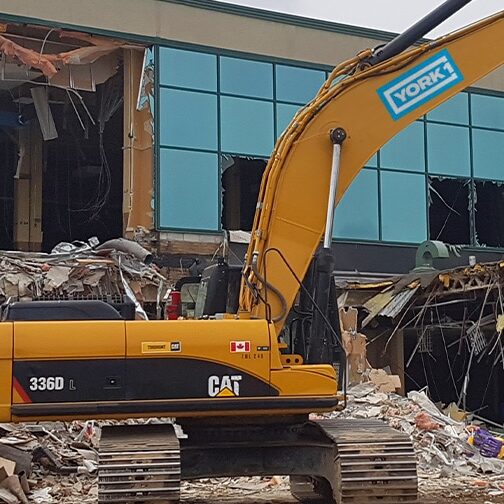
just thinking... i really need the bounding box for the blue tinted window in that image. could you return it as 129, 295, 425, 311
159, 47, 216, 91
427, 124, 470, 177
427, 93, 469, 125
220, 57, 273, 99
471, 94, 504, 129
473, 129, 504, 181
159, 88, 217, 150
333, 169, 379, 240
221, 96, 274, 156
276, 103, 301, 136
380, 122, 425, 172
367, 153, 378, 168
381, 172, 427, 243
159, 149, 219, 230
276, 65, 325, 104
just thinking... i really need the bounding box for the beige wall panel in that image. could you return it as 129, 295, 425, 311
0, 0, 381, 66
474, 69, 504, 92
123, 49, 154, 234
0, 0, 501, 90
0, 0, 159, 39
155, 4, 380, 66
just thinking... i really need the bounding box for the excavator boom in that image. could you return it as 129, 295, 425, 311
240, 8, 504, 336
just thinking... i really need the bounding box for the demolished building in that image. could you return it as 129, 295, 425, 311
0, 22, 153, 254
337, 253, 504, 426
0, 0, 502, 290
0, 0, 502, 419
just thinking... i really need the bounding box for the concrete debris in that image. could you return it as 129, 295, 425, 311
181, 476, 290, 500
315, 384, 504, 485
0, 411, 501, 503
0, 420, 103, 504
0, 237, 167, 318
340, 307, 368, 385
0, 419, 293, 504
29, 488, 53, 504
368, 368, 402, 393
312, 385, 504, 502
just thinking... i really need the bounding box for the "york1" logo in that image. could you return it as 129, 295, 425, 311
377, 49, 463, 121
208, 375, 242, 397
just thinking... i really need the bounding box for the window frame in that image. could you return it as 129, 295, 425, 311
155, 44, 333, 234
154, 43, 504, 249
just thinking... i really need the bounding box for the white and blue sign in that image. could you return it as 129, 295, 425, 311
377, 49, 464, 121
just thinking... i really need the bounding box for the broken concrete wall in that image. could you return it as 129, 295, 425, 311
0, 22, 154, 256
338, 260, 504, 425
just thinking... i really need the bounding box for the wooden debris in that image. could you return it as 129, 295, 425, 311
340, 307, 369, 385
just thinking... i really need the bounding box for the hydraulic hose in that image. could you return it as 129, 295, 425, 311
251, 252, 287, 323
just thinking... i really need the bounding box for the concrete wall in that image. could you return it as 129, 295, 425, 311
1, 0, 502, 90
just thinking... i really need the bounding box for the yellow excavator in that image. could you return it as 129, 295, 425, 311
0, 1, 503, 502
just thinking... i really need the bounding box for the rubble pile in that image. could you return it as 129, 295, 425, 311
330, 384, 504, 472
0, 238, 167, 319
0, 420, 290, 504
181, 476, 290, 502
318, 383, 504, 500
0, 421, 100, 504
0, 405, 502, 503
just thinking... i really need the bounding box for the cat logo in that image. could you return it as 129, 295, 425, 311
208, 375, 242, 397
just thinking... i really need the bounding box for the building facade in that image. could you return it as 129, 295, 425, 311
0, 0, 503, 274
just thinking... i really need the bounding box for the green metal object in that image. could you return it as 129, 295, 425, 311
413, 240, 461, 272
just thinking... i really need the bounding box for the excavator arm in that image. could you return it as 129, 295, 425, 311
240, 8, 504, 335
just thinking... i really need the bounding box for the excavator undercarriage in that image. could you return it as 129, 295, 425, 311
97, 417, 417, 503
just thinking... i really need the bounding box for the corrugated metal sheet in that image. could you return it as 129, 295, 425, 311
379, 287, 419, 318
362, 290, 394, 327
361, 286, 419, 327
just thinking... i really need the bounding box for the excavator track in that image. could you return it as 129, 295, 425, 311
291, 419, 418, 503
97, 418, 416, 504
98, 424, 180, 503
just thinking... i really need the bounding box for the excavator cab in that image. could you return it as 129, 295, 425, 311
194, 254, 344, 369
194, 259, 241, 318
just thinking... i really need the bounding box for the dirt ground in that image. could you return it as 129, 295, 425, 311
179, 477, 504, 503
182, 492, 504, 503
183, 494, 504, 503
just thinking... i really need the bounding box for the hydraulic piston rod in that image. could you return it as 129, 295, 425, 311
306, 128, 347, 365
323, 128, 346, 249
366, 0, 474, 66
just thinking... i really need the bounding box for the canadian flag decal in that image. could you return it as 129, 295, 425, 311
230, 341, 251, 353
